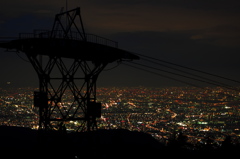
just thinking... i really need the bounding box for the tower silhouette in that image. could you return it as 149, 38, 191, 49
0, 7, 139, 132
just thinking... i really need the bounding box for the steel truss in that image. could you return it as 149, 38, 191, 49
0, 7, 138, 132
29, 7, 106, 132
30, 54, 106, 131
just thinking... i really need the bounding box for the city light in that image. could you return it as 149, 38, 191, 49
1, 86, 240, 146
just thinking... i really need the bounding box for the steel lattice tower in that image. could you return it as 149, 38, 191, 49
0, 7, 139, 132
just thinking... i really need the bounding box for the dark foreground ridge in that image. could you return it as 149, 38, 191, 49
0, 126, 161, 159
0, 126, 239, 159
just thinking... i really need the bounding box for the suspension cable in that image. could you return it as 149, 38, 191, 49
140, 56, 233, 88
133, 52, 240, 84
123, 62, 203, 88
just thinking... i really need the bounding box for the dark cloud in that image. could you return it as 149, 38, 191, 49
110, 30, 240, 65
98, 30, 240, 86
0, 0, 240, 87
0, 15, 53, 36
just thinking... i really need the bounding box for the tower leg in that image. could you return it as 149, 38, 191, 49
27, 54, 106, 131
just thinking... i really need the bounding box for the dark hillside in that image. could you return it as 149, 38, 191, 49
0, 126, 239, 159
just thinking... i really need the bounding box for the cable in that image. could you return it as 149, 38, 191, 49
104, 62, 121, 71
124, 61, 240, 91
128, 61, 233, 89
123, 62, 204, 88
133, 52, 240, 84
140, 57, 233, 89
16, 51, 30, 63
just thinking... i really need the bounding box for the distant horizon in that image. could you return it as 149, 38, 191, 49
1, 84, 240, 89
1, 1, 240, 89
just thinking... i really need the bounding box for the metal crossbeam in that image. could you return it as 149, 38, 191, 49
0, 7, 139, 132
30, 54, 107, 131
51, 7, 86, 41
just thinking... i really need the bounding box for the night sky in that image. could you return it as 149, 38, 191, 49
0, 0, 240, 88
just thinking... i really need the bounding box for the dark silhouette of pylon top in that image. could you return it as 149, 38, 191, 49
0, 7, 139, 62
0, 7, 139, 132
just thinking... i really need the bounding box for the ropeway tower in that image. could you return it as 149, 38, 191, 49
0, 7, 139, 132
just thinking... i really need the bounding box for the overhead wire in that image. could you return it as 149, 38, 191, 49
123, 52, 240, 91
133, 52, 240, 85
16, 51, 30, 63
123, 62, 203, 88
125, 61, 240, 91
103, 61, 121, 71
139, 57, 234, 89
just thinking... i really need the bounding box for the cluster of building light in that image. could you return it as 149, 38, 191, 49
1, 86, 240, 144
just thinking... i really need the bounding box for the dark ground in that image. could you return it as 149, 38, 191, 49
0, 126, 239, 159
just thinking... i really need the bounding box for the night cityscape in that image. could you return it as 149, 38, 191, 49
1, 86, 240, 150
1, 0, 240, 158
